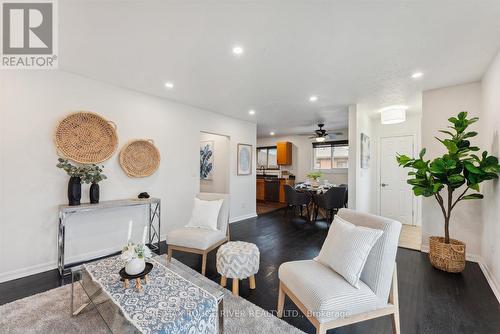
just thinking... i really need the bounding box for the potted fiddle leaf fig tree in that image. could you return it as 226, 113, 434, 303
397, 112, 500, 273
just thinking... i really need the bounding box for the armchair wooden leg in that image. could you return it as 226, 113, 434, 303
277, 282, 285, 318
201, 252, 207, 276
316, 324, 327, 334
220, 276, 227, 287
390, 264, 400, 334
167, 247, 172, 262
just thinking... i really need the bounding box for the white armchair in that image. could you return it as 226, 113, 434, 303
277, 209, 402, 334
166, 193, 230, 276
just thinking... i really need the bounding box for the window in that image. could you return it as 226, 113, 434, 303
313, 140, 349, 170
257, 146, 278, 169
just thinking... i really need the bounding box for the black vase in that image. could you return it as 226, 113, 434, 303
90, 183, 100, 204
68, 177, 81, 206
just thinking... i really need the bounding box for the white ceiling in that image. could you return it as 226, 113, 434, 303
59, 0, 500, 137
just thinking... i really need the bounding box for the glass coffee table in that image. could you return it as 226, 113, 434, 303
71, 255, 225, 334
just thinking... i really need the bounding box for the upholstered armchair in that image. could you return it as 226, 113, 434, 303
277, 209, 402, 334
166, 193, 230, 276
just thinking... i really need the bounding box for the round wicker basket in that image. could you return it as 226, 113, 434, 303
54, 111, 118, 164
120, 139, 160, 178
429, 236, 466, 273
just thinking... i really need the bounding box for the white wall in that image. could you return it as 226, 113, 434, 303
354, 104, 376, 213
421, 82, 483, 255
480, 50, 500, 299
0, 71, 256, 283
347, 105, 357, 208
200, 132, 229, 193
257, 131, 349, 185
373, 113, 423, 225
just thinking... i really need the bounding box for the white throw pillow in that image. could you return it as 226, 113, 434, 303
185, 198, 223, 231
315, 216, 383, 288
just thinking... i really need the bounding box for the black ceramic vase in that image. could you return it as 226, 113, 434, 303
68, 177, 81, 206
90, 183, 100, 204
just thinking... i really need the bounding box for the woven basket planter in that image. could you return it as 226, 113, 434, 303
54, 111, 118, 164
120, 139, 160, 177
429, 236, 466, 273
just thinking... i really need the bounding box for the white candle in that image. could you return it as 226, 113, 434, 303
142, 226, 147, 244
127, 221, 133, 243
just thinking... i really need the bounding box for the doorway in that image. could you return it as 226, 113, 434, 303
379, 135, 421, 250
200, 132, 230, 193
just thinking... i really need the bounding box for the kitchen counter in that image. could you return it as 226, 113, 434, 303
257, 177, 295, 203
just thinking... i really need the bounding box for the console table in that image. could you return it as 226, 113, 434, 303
58, 198, 161, 276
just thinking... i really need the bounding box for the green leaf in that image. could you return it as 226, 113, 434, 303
469, 183, 480, 192
448, 174, 465, 184
464, 162, 482, 174
462, 193, 484, 200
438, 130, 455, 137
419, 148, 426, 158
458, 111, 468, 120
462, 131, 478, 139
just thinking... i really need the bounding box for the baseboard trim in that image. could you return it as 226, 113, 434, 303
477, 259, 500, 304
0, 261, 55, 284
230, 212, 257, 223
420, 246, 499, 304
0, 237, 170, 284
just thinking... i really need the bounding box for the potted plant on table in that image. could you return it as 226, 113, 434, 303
306, 171, 323, 187
57, 158, 107, 205
57, 158, 86, 206
85, 164, 107, 204
397, 112, 500, 273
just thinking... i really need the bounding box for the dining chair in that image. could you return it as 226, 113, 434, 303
166, 193, 230, 276
284, 184, 311, 219
314, 187, 347, 222
339, 184, 348, 208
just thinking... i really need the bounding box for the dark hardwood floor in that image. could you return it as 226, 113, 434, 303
1, 210, 499, 333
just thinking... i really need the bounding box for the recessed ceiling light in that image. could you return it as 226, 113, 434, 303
248, 110, 255, 115
270, 131, 275, 136
232, 45, 244, 55
164, 82, 174, 89
411, 72, 423, 79
309, 95, 318, 102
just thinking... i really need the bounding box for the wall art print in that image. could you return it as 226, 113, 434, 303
200, 141, 214, 180
361, 133, 370, 169
237, 143, 252, 175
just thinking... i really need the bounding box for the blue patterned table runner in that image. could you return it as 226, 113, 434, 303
84, 255, 217, 334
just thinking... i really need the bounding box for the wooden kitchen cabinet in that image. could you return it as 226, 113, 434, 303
277, 141, 292, 165
256, 178, 265, 201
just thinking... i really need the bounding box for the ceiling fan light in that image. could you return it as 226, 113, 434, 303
380, 106, 407, 124
315, 136, 326, 142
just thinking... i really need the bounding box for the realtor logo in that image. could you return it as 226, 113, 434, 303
1, 0, 58, 68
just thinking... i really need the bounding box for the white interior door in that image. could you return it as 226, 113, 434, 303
380, 136, 414, 225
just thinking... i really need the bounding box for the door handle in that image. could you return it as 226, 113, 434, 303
381, 183, 388, 187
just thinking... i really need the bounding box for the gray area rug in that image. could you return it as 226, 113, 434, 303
0, 259, 304, 334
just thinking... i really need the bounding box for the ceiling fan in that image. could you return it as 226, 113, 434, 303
309, 123, 342, 142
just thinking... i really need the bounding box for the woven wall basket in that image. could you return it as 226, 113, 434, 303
429, 236, 466, 273
120, 139, 160, 178
54, 111, 118, 164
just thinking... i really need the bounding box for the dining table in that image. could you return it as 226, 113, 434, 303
294, 183, 338, 222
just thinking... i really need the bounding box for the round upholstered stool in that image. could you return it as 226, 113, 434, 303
216, 241, 260, 296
